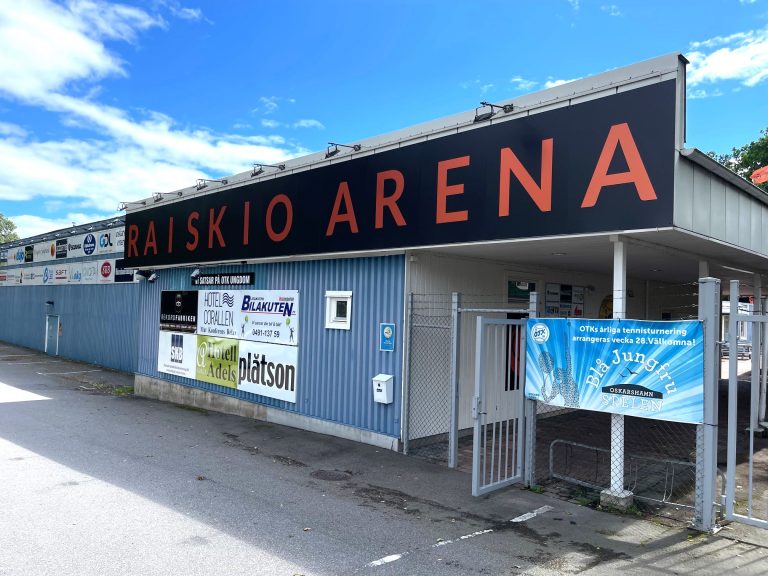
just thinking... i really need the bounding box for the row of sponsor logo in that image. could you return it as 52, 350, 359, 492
0, 260, 135, 286
158, 332, 298, 403
3, 228, 124, 266
160, 289, 299, 347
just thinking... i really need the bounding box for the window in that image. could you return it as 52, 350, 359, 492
325, 291, 352, 330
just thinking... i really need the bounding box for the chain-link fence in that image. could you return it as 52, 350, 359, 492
404, 295, 452, 460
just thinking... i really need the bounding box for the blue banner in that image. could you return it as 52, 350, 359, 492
525, 318, 704, 424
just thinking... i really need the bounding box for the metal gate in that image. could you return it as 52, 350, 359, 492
472, 317, 526, 496
725, 280, 768, 529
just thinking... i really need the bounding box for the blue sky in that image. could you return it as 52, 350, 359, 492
1, 0, 767, 238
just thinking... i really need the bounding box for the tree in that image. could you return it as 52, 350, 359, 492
0, 213, 19, 244
709, 127, 768, 193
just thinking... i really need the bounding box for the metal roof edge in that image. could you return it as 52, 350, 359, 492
122, 53, 685, 214
680, 148, 768, 204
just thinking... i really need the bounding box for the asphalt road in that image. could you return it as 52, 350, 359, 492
1, 343, 767, 576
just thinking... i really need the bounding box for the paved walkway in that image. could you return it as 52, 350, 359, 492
1, 342, 767, 575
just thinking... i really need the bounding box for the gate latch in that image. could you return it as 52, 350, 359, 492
472, 395, 483, 419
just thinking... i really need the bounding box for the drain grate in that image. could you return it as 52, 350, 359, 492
311, 469, 352, 481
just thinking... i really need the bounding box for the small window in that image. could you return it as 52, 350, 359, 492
325, 291, 352, 330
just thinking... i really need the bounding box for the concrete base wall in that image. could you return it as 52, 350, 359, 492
135, 375, 400, 451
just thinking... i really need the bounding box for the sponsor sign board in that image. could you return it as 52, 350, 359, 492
24, 245, 33, 263
525, 318, 704, 424
82, 233, 97, 256
238, 340, 298, 403
98, 259, 114, 283
191, 273, 255, 287
157, 331, 198, 378
124, 80, 676, 268
197, 290, 238, 338
195, 336, 239, 388
97, 230, 117, 254
237, 289, 299, 346
379, 323, 396, 352
160, 291, 198, 332
55, 239, 68, 259
54, 266, 69, 284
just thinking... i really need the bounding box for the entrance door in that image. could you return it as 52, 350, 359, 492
472, 317, 526, 496
45, 315, 59, 356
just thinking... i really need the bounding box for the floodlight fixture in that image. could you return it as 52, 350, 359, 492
251, 163, 286, 177
325, 142, 362, 159
190, 268, 201, 279
196, 178, 228, 191
473, 101, 514, 123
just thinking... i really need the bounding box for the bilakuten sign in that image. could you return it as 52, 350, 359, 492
123, 80, 676, 267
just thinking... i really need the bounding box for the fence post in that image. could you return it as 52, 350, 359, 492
448, 292, 461, 468
694, 277, 720, 531
524, 291, 538, 487
402, 292, 414, 455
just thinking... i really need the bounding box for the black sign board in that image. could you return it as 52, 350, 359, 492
159, 291, 198, 333
114, 268, 136, 283
55, 239, 68, 259
124, 80, 676, 268
191, 272, 255, 287
24, 245, 33, 263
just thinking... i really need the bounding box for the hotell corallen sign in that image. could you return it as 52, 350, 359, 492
124, 81, 676, 268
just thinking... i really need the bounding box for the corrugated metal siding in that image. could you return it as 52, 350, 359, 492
0, 283, 138, 373
675, 158, 768, 257
136, 256, 405, 438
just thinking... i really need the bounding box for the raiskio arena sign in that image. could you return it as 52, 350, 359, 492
124, 80, 676, 267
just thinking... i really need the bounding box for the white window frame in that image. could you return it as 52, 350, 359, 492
325, 290, 353, 330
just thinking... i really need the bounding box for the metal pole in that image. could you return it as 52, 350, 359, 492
694, 277, 720, 532
726, 280, 739, 519
524, 290, 538, 486
448, 292, 461, 468
402, 292, 414, 454
601, 236, 632, 508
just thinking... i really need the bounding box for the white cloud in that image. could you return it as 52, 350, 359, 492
687, 88, 724, 99
11, 213, 118, 239
0, 0, 310, 234
509, 76, 537, 91
293, 119, 325, 129
258, 96, 281, 114
261, 119, 281, 129
480, 83, 495, 94
543, 77, 580, 89
0, 122, 27, 137
687, 26, 768, 87
567, 0, 580, 10
601, 4, 622, 16
739, 0, 757, 5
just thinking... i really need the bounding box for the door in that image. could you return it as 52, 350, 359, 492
45, 315, 59, 356
472, 317, 526, 496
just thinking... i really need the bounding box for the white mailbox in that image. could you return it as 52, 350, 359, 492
372, 373, 394, 404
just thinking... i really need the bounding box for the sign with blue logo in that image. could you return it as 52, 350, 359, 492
379, 323, 396, 352
83, 233, 96, 255
525, 318, 704, 424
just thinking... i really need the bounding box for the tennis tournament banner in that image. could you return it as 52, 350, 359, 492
525, 318, 704, 424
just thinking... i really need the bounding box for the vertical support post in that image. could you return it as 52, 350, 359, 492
525, 290, 538, 486
726, 280, 740, 518
699, 260, 710, 279
448, 292, 461, 468
694, 277, 720, 531
402, 292, 414, 455
601, 236, 633, 509
754, 275, 763, 432
761, 293, 768, 425
529, 289, 539, 318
